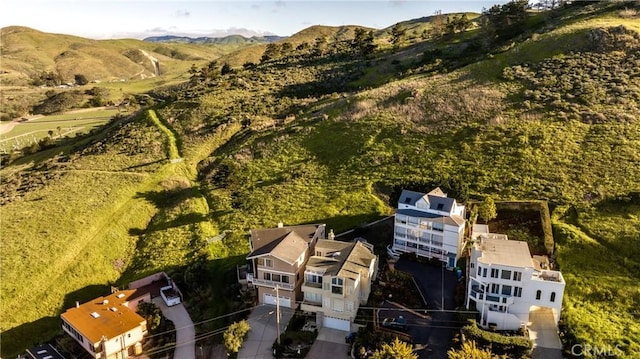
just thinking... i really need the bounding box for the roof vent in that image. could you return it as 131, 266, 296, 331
110, 307, 118, 312
103, 299, 109, 305
90, 312, 100, 318
116, 293, 125, 299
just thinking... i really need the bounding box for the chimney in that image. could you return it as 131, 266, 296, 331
328, 229, 335, 240
277, 221, 283, 228
75, 301, 80, 308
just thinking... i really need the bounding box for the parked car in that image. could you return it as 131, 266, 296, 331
386, 245, 401, 260
382, 315, 407, 331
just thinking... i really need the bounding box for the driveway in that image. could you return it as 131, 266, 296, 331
238, 304, 294, 359
306, 327, 351, 359
395, 258, 459, 359
152, 297, 195, 359
529, 306, 562, 359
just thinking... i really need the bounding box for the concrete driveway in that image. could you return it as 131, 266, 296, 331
306, 327, 351, 359
238, 304, 294, 359
153, 297, 195, 359
395, 258, 459, 359
529, 306, 562, 359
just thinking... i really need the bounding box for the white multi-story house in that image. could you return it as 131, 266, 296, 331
465, 226, 565, 330
246, 223, 326, 308
60, 290, 147, 359
300, 239, 377, 331
392, 188, 466, 268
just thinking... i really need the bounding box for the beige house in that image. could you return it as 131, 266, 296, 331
60, 290, 147, 359
246, 223, 326, 308
301, 239, 378, 331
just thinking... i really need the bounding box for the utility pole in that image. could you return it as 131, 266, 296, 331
276, 285, 281, 345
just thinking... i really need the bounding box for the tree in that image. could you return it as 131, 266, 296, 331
448, 340, 506, 359
74, 74, 89, 86
477, 196, 497, 223
261, 43, 280, 62
221, 63, 233, 75
391, 24, 406, 48
371, 338, 417, 359
353, 28, 377, 56
224, 320, 251, 357
482, 0, 530, 42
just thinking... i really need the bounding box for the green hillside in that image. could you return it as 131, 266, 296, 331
1, 2, 640, 358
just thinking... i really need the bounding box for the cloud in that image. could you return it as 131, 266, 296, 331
274, 1, 286, 7
174, 9, 190, 17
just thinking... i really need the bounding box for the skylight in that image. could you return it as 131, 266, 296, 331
90, 312, 100, 318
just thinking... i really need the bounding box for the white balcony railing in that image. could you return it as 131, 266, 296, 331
251, 278, 295, 290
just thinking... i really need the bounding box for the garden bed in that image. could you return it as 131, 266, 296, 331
273, 311, 317, 358
485, 201, 553, 255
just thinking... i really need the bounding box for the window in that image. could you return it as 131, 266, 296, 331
433, 222, 444, 232
491, 283, 499, 294
513, 271, 522, 281
272, 274, 281, 282
471, 263, 474, 269
331, 277, 343, 295
501, 270, 511, 280
501, 285, 512, 296
263, 272, 271, 281
477, 266, 481, 276
550, 292, 556, 302
265, 259, 273, 267
514, 287, 522, 297
490, 268, 499, 278
482, 268, 487, 277
316, 251, 322, 256
258, 258, 264, 265
536, 290, 541, 300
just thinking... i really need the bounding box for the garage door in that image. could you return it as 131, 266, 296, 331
263, 293, 292, 308
323, 316, 350, 331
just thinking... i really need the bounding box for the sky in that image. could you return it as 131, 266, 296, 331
1, 0, 511, 39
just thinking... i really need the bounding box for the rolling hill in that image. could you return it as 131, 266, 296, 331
0, 26, 253, 86
1, 2, 640, 358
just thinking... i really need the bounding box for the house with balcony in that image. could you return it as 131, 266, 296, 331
60, 290, 147, 359
246, 223, 326, 308
392, 188, 466, 268
300, 239, 377, 331
465, 227, 565, 330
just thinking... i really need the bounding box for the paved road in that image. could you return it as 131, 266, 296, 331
153, 297, 195, 359
395, 258, 459, 359
529, 306, 563, 359
238, 304, 294, 359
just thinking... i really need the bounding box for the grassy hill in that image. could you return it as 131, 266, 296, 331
0, 26, 250, 85
1, 2, 640, 358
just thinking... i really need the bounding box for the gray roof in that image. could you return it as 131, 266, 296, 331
427, 194, 455, 212
477, 238, 534, 268
398, 187, 456, 213
396, 209, 465, 226
247, 224, 322, 264
399, 189, 426, 206
307, 240, 376, 281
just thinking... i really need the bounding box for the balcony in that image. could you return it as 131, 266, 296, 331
250, 278, 294, 290
303, 281, 323, 289
300, 299, 323, 313
532, 270, 565, 284
469, 288, 514, 305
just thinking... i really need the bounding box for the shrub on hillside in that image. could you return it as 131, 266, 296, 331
32, 90, 84, 114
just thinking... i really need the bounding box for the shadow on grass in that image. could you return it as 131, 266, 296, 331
134, 187, 200, 208
1, 284, 110, 358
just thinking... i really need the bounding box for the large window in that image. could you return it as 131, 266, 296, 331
331, 277, 343, 295
490, 268, 499, 278
501, 270, 512, 280
514, 287, 522, 297
432, 222, 444, 232
306, 274, 322, 284
490, 283, 499, 294
501, 285, 512, 296
513, 271, 522, 281
482, 268, 487, 277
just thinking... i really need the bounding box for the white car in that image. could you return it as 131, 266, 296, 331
386, 245, 401, 260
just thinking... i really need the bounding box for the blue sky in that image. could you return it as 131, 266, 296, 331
1, 1, 511, 39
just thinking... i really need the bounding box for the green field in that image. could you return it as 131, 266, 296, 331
0, 108, 120, 152
1, 3, 640, 358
